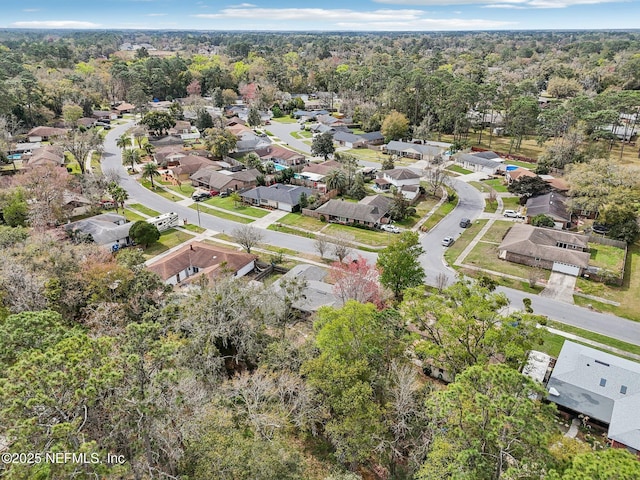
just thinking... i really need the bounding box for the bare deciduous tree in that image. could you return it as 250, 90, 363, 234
232, 225, 264, 254
314, 236, 329, 259
331, 232, 353, 263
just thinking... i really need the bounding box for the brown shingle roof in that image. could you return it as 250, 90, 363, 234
147, 241, 256, 283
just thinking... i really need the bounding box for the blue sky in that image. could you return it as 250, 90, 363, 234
2, 0, 639, 31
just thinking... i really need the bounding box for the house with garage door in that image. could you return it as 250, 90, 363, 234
547, 341, 640, 457
498, 223, 590, 276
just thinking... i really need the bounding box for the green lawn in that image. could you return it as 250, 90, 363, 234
189, 203, 254, 224
276, 213, 327, 232
539, 330, 567, 357
469, 181, 492, 193
421, 198, 458, 232
272, 116, 298, 124
128, 203, 160, 217
268, 224, 316, 238
444, 219, 488, 265
343, 148, 384, 162
182, 223, 206, 233
484, 178, 509, 193
588, 243, 626, 273
291, 130, 313, 139
124, 209, 146, 222
446, 165, 473, 175
324, 224, 391, 247
168, 183, 196, 197
484, 201, 498, 213
396, 196, 440, 228
501, 197, 521, 209
572, 243, 640, 322
204, 196, 270, 218
480, 220, 513, 244
90, 151, 102, 174
465, 241, 550, 281
141, 228, 194, 259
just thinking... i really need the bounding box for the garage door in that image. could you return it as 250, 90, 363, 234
552, 262, 580, 276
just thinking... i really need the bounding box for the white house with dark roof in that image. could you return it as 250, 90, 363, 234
384, 140, 446, 162
375, 168, 422, 200
455, 152, 503, 175
547, 341, 640, 456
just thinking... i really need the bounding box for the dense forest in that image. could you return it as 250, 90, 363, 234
1, 29, 640, 479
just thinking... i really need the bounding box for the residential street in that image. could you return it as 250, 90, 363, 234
102, 121, 640, 346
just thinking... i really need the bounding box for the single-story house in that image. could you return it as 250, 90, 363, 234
498, 223, 590, 276
64, 213, 132, 249
333, 131, 367, 149
92, 110, 118, 121
256, 145, 307, 168
358, 131, 385, 146
146, 241, 256, 286
190, 167, 260, 193
63, 190, 92, 217
505, 167, 537, 184
77, 117, 97, 128
26, 126, 69, 143
547, 341, 640, 456
384, 140, 445, 162
455, 152, 503, 175
293, 109, 330, 121
271, 264, 343, 314
526, 192, 572, 229
236, 131, 271, 153
241, 184, 314, 212
167, 155, 216, 180
169, 120, 192, 136
154, 146, 186, 166
313, 194, 392, 227
115, 102, 135, 114
9, 142, 41, 155
148, 135, 184, 148
26, 145, 65, 168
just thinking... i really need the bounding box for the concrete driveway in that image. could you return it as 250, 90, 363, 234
539, 272, 577, 304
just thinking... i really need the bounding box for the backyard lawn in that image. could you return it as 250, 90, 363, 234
588, 243, 626, 273
204, 196, 271, 218
142, 228, 194, 260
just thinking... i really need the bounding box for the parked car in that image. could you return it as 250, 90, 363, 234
219, 191, 230, 198
381, 224, 401, 234
459, 217, 471, 228
192, 191, 212, 202
503, 210, 523, 218
442, 236, 454, 247
592, 223, 610, 235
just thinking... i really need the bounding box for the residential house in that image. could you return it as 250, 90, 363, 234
316, 114, 350, 128
154, 146, 187, 166
77, 117, 97, 128
505, 167, 537, 184
8, 142, 40, 155
455, 152, 503, 175
146, 241, 256, 286
63, 190, 92, 217
25, 145, 65, 168
271, 264, 343, 314
384, 140, 446, 162
292, 109, 330, 121
114, 102, 135, 115
26, 126, 69, 143
240, 184, 314, 212
358, 131, 385, 146
64, 213, 132, 249
190, 167, 260, 193
525, 192, 572, 228
298, 160, 343, 191
235, 131, 271, 154
333, 131, 366, 149
256, 145, 307, 168
498, 223, 590, 276
547, 341, 640, 456
92, 110, 117, 122
313, 194, 392, 227
168, 155, 216, 181
375, 168, 422, 200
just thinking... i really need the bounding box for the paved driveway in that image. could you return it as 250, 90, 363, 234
539, 272, 577, 304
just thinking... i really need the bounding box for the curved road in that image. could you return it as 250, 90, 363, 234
103, 121, 640, 346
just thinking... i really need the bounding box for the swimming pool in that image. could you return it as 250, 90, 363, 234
274, 163, 287, 171
505, 165, 518, 171
8, 154, 21, 160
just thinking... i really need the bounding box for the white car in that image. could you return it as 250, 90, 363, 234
503, 209, 524, 218
381, 224, 401, 234
442, 236, 454, 247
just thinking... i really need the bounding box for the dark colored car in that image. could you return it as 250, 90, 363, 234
459, 218, 471, 228
592, 223, 610, 235
192, 191, 212, 202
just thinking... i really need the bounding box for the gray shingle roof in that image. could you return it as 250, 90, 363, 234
65, 213, 131, 245
315, 195, 391, 224
385, 140, 443, 158
547, 341, 640, 450
271, 264, 342, 313
382, 168, 421, 180
457, 152, 503, 169
333, 131, 364, 144
499, 223, 590, 267
240, 184, 313, 206
526, 192, 571, 223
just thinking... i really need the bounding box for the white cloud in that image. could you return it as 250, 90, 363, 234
146, 13, 168, 16
228, 3, 258, 6
372, 0, 624, 7
192, 7, 515, 30
11, 20, 101, 28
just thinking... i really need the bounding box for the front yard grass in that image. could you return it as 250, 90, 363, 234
547, 320, 640, 358
182, 223, 206, 233
484, 178, 508, 193
276, 212, 327, 232
268, 224, 316, 239
469, 181, 491, 193
573, 243, 640, 322
480, 220, 513, 244
421, 198, 458, 231
124, 209, 146, 222
128, 203, 160, 217
396, 196, 440, 228
189, 204, 254, 224
501, 196, 522, 210
168, 183, 196, 197
324, 223, 391, 247
464, 241, 550, 281
444, 219, 488, 265
446, 165, 472, 175
142, 228, 194, 260
272, 116, 298, 124
203, 196, 271, 218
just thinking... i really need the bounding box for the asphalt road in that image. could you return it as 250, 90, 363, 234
103, 120, 640, 346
